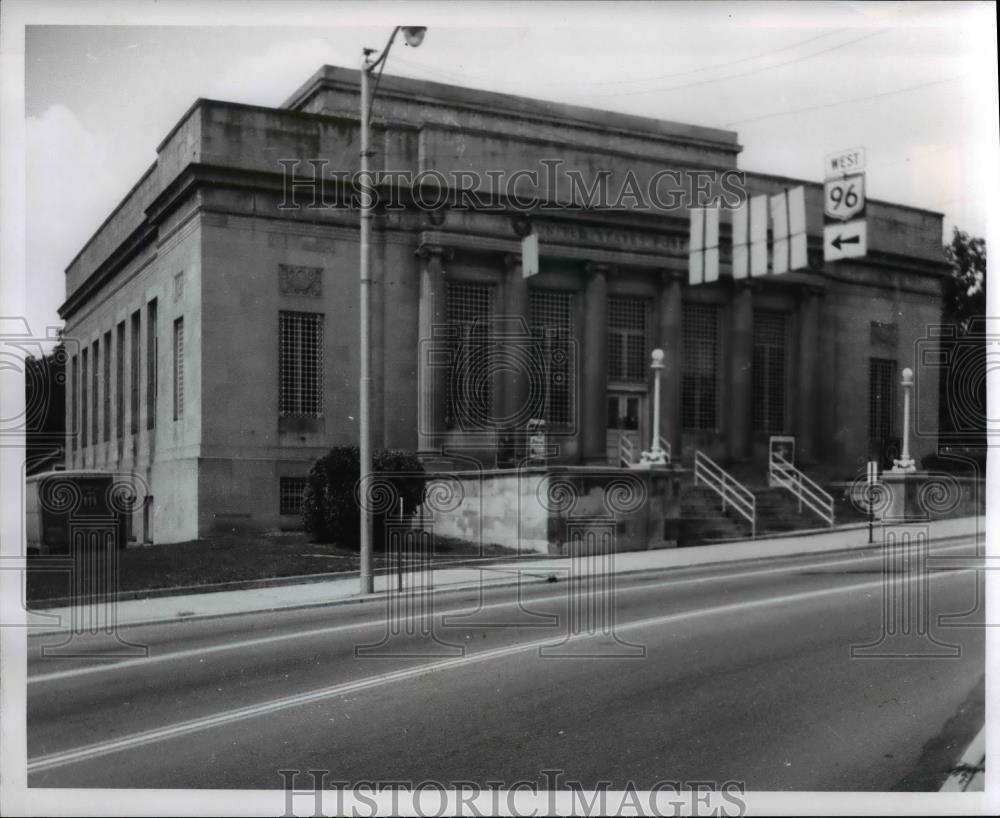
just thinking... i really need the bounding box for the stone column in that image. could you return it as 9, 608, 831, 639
415, 244, 453, 454
582, 263, 610, 464
502, 253, 531, 429
728, 280, 754, 463
795, 285, 823, 464
658, 270, 684, 462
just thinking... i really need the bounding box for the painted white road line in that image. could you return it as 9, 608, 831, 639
27, 566, 977, 774
28, 539, 981, 685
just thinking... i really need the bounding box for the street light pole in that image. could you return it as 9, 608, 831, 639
359, 49, 374, 595
359, 27, 427, 595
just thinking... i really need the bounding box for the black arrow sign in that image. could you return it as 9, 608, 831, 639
831, 234, 861, 250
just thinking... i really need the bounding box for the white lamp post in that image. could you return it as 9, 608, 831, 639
640, 348, 667, 466
891, 366, 917, 472
359, 26, 427, 595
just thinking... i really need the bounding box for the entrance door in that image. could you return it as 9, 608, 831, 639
606, 392, 646, 466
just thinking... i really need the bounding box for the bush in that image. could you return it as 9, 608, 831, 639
302, 445, 427, 548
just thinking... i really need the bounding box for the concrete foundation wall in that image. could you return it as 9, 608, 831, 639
419, 466, 681, 555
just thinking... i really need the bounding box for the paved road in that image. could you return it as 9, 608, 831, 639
27, 535, 985, 790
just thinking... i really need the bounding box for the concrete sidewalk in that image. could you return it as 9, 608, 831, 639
25, 515, 985, 635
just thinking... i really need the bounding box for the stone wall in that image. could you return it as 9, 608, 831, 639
415, 465, 683, 555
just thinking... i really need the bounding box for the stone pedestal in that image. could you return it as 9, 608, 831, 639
882, 470, 929, 521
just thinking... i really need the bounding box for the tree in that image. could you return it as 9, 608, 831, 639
24, 342, 66, 475
942, 227, 986, 333
938, 228, 987, 454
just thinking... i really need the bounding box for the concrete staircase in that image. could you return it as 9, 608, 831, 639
678, 463, 870, 546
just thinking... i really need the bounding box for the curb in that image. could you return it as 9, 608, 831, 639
24, 527, 983, 637
939, 725, 986, 792
25, 552, 549, 609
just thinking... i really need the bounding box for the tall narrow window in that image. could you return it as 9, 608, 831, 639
173, 318, 184, 421
130, 310, 141, 434
70, 354, 78, 457
444, 282, 495, 429
279, 311, 324, 416
529, 289, 576, 426
146, 299, 157, 430
752, 310, 787, 433
681, 304, 719, 430
91, 339, 100, 446
608, 296, 648, 383
869, 358, 897, 442
81, 348, 88, 449
681, 304, 719, 431
116, 321, 125, 440
103, 330, 111, 441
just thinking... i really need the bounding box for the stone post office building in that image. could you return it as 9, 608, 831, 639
60, 66, 948, 543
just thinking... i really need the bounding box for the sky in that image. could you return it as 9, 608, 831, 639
4, 0, 998, 344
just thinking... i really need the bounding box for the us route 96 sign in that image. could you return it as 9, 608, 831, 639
824, 173, 866, 221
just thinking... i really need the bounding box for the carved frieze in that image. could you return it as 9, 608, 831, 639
278, 264, 323, 296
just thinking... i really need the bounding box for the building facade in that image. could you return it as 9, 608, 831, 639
60, 66, 947, 543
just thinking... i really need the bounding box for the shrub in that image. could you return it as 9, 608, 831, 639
302, 445, 427, 548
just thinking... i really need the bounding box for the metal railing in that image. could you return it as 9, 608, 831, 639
618, 433, 637, 467
658, 436, 672, 464
769, 453, 835, 527
617, 432, 672, 467
693, 450, 756, 538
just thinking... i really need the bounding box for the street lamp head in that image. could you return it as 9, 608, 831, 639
901, 367, 913, 385
402, 27, 427, 47
650, 348, 664, 370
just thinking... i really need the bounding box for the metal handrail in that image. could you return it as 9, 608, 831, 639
618, 432, 637, 467
618, 432, 672, 467
769, 453, 835, 527
694, 450, 756, 538
658, 436, 672, 464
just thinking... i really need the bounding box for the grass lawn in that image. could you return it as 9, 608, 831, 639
25, 531, 518, 605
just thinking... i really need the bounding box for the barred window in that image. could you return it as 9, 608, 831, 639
529, 289, 576, 426
280, 477, 308, 516
752, 310, 787, 433
146, 299, 157, 430
279, 311, 324, 417
681, 303, 719, 430
70, 354, 78, 454
173, 318, 184, 421
608, 296, 649, 383
116, 322, 125, 439
130, 310, 141, 434
445, 282, 496, 429
103, 330, 112, 442
91, 339, 99, 446
869, 357, 897, 441
81, 348, 88, 448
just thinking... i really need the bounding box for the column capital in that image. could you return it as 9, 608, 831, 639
659, 268, 686, 287
584, 261, 615, 280
503, 252, 523, 273
732, 278, 760, 294
415, 244, 454, 264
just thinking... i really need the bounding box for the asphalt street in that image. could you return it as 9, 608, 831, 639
26, 535, 985, 790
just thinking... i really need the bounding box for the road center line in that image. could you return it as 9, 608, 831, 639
27, 567, 977, 774
28, 539, 980, 684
